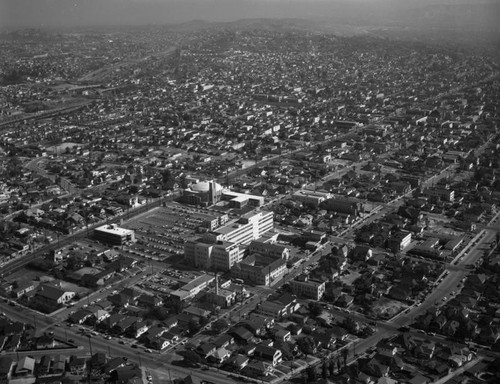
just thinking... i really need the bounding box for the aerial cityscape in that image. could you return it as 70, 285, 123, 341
0, 1, 500, 384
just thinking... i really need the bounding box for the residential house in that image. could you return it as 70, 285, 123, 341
254, 345, 282, 366
243, 361, 273, 377
229, 327, 254, 344
11, 281, 35, 299
137, 294, 163, 308
213, 334, 234, 349
35, 284, 75, 307
36, 335, 55, 349
210, 347, 231, 364
68, 309, 92, 324
14, 356, 35, 377
196, 342, 217, 359
227, 354, 249, 370
0, 357, 13, 382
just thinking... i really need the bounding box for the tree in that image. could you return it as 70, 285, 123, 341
211, 319, 229, 334
161, 169, 172, 185
297, 336, 315, 356
182, 350, 202, 367
308, 302, 323, 317
164, 296, 184, 314
342, 316, 360, 335
322, 360, 329, 379
150, 306, 169, 321
329, 358, 335, 376
188, 318, 200, 335
306, 366, 317, 382
342, 347, 349, 368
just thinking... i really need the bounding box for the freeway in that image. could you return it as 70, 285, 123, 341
0, 101, 92, 128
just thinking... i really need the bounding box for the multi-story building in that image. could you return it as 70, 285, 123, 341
184, 239, 241, 271
256, 294, 300, 319
424, 187, 455, 202
289, 274, 325, 301
212, 241, 242, 271
201, 213, 229, 231
215, 211, 274, 245
232, 255, 287, 286
94, 224, 135, 245
387, 231, 412, 252
185, 211, 274, 271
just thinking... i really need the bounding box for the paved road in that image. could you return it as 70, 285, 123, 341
277, 209, 500, 383
0, 192, 182, 277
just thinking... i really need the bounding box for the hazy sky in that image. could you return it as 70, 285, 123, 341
1, 0, 499, 29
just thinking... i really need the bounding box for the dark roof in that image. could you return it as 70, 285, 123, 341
229, 326, 253, 341
0, 357, 13, 374
37, 285, 70, 301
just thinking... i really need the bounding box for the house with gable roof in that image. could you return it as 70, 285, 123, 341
210, 347, 232, 364
254, 345, 282, 366
34, 284, 75, 307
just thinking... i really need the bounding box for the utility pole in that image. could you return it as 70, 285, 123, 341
87, 335, 93, 356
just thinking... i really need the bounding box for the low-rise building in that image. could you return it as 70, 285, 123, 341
94, 224, 135, 245
169, 274, 215, 302
205, 287, 237, 308
248, 240, 290, 260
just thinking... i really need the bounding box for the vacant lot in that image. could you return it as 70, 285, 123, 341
371, 297, 408, 319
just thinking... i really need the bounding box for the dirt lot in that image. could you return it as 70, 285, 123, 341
371, 297, 408, 319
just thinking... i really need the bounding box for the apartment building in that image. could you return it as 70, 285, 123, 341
424, 187, 455, 202
289, 274, 325, 301
387, 231, 412, 252
232, 255, 287, 286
